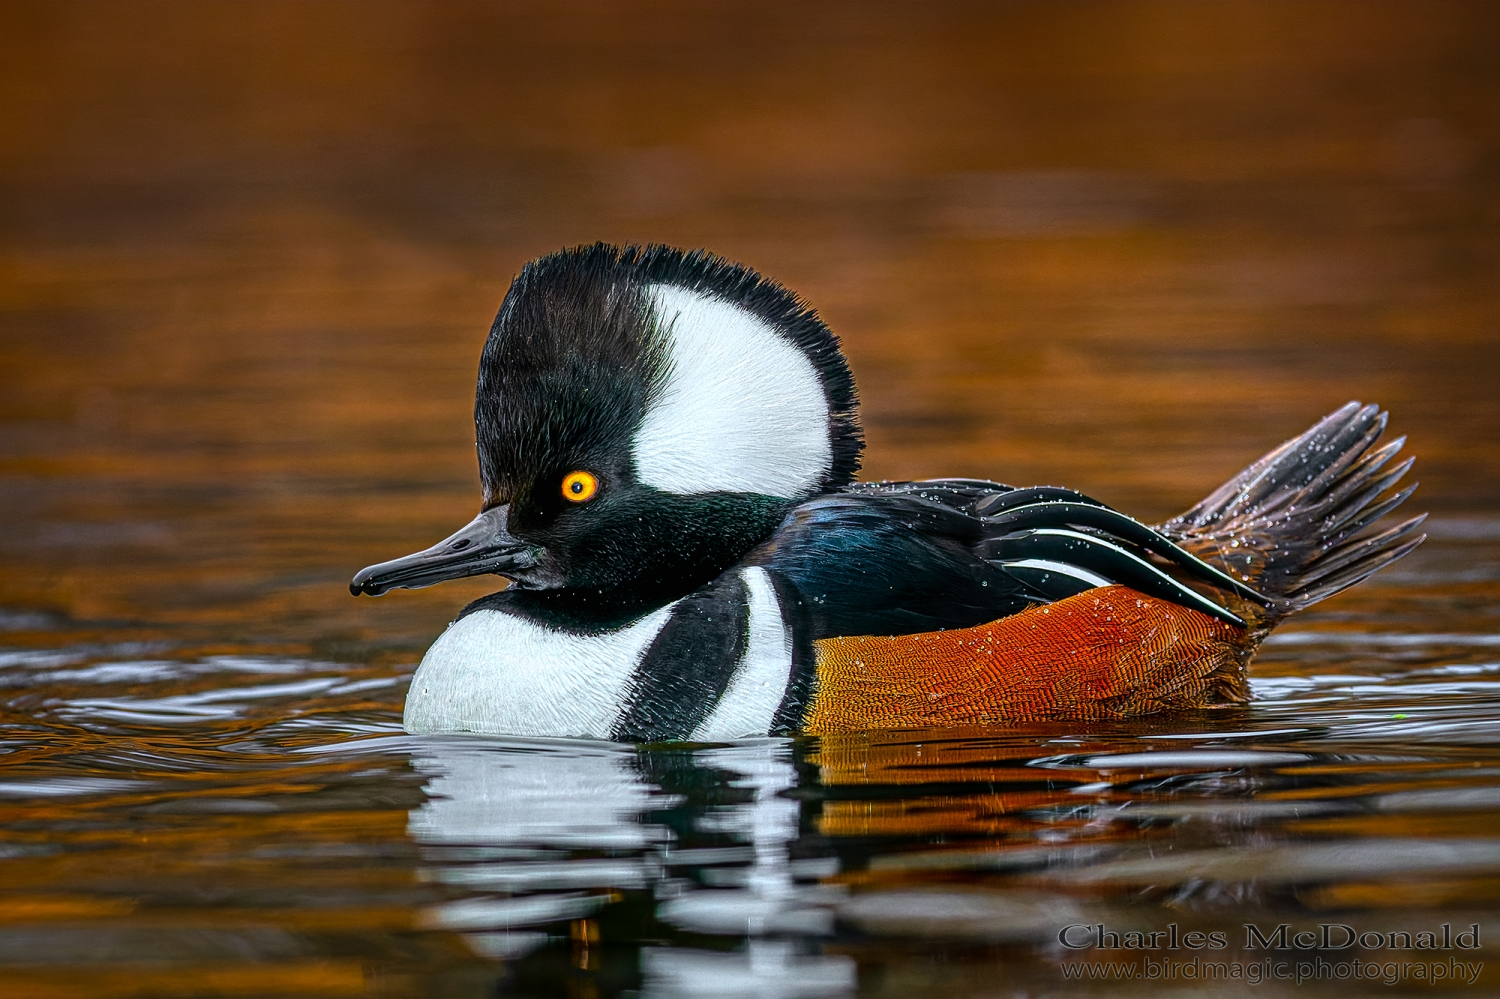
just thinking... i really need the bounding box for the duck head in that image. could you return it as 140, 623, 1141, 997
351, 243, 862, 621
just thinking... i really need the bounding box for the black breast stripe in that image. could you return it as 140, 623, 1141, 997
766, 571, 818, 735
611, 571, 750, 742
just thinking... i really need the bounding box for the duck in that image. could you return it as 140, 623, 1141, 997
351, 243, 1425, 741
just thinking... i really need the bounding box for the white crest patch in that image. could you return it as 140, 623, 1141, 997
632, 284, 833, 497
403, 603, 676, 738
690, 567, 793, 741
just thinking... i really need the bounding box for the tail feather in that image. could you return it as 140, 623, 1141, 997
1322, 480, 1417, 551
1292, 422, 1394, 516
1176, 402, 1383, 528
1290, 531, 1426, 607
1160, 401, 1425, 626
1320, 452, 1412, 531
1291, 514, 1427, 599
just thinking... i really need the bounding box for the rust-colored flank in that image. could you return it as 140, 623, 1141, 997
804, 585, 1248, 732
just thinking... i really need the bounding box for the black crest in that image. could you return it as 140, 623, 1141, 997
476, 243, 863, 503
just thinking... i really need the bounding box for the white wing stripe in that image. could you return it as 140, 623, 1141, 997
1005, 557, 1112, 589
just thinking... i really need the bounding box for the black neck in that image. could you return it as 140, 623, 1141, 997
462, 491, 795, 633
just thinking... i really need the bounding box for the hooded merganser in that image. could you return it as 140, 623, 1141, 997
352, 243, 1425, 741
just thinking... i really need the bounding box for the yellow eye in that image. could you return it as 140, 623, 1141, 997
561, 470, 599, 503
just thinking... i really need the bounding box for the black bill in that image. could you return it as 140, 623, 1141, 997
350, 505, 529, 596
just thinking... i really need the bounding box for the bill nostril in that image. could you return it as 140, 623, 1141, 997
450, 539, 472, 551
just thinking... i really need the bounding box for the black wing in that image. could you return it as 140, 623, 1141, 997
751, 489, 1035, 639
754, 481, 1260, 640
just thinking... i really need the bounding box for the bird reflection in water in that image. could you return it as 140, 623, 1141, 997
394, 724, 1500, 997
406, 737, 856, 997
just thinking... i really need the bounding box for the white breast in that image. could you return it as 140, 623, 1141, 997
403, 603, 676, 738
690, 568, 794, 741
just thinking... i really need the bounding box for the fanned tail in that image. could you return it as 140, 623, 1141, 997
1159, 402, 1426, 628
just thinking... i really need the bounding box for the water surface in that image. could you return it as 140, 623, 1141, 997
2, 2, 1497, 995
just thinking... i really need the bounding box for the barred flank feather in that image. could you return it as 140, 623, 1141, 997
1160, 402, 1426, 628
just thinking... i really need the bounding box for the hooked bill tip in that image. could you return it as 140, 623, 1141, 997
349, 566, 390, 597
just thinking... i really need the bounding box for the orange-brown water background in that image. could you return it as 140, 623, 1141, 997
3, 0, 1495, 647
2, 3, 1498, 997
